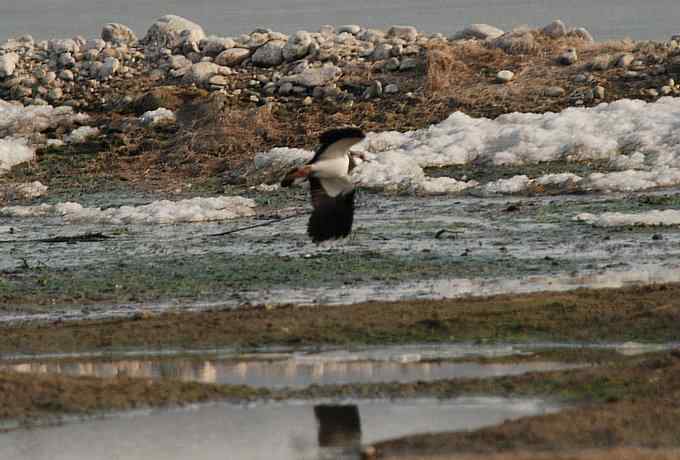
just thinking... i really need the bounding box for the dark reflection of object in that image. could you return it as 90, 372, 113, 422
314, 405, 362, 455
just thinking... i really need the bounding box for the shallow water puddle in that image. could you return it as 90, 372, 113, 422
0, 397, 559, 460
0, 344, 580, 388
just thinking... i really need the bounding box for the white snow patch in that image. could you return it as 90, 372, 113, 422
0, 181, 48, 200
0, 138, 34, 175
576, 210, 680, 227
65, 126, 100, 144
0, 99, 88, 137
140, 107, 176, 126
418, 177, 479, 194
536, 173, 582, 186
484, 175, 531, 194
0, 196, 256, 224
252, 97, 680, 194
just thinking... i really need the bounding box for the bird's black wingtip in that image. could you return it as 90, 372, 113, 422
318, 127, 365, 147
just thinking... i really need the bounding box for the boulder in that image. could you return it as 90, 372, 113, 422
101, 23, 137, 45
0, 53, 19, 77
215, 48, 251, 66
142, 15, 205, 49
280, 63, 341, 87
282, 31, 312, 61
251, 40, 285, 66
542, 20, 567, 38
200, 36, 236, 56
387, 25, 418, 42
453, 24, 504, 41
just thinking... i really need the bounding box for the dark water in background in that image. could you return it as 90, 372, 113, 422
0, 0, 678, 42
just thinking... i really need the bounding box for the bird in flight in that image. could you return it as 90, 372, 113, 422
281, 127, 366, 243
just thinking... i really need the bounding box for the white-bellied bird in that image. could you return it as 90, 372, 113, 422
281, 127, 366, 243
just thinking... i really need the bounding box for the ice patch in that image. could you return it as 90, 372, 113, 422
0, 137, 34, 175
576, 210, 680, 227
0, 196, 256, 224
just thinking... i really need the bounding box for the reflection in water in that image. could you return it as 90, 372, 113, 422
0, 398, 560, 460
0, 357, 578, 388
315, 405, 362, 459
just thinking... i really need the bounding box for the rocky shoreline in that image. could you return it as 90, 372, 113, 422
2, 15, 680, 197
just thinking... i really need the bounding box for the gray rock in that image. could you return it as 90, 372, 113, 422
47, 87, 63, 101
84, 38, 106, 51
278, 81, 294, 95
101, 23, 137, 45
558, 48, 578, 65
492, 31, 536, 54
384, 83, 399, 94
98, 57, 120, 79
59, 69, 75, 81
573, 27, 594, 43
358, 29, 386, 43
142, 15, 205, 49
573, 73, 589, 83
184, 61, 227, 85
590, 54, 612, 71
49, 39, 79, 54
282, 31, 312, 61
544, 86, 566, 97
496, 70, 514, 83
363, 80, 382, 98
251, 40, 285, 67
245, 32, 269, 49
83, 49, 100, 61
384, 57, 400, 71
338, 25, 361, 35
387, 25, 418, 42
399, 57, 418, 71
0, 53, 19, 77
319, 25, 335, 37
58, 52, 76, 68
453, 24, 504, 41
207, 74, 229, 86
200, 36, 236, 56
372, 43, 393, 60
169, 54, 191, 69
542, 20, 567, 38
281, 63, 341, 87
617, 53, 635, 68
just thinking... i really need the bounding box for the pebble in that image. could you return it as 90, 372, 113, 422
384, 83, 399, 94
496, 70, 514, 83
558, 48, 578, 65
544, 86, 565, 97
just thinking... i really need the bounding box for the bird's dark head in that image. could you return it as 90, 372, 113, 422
318, 127, 365, 148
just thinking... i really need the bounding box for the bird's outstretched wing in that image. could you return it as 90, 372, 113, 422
307, 177, 355, 243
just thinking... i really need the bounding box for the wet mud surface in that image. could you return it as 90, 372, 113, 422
4, 189, 680, 321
